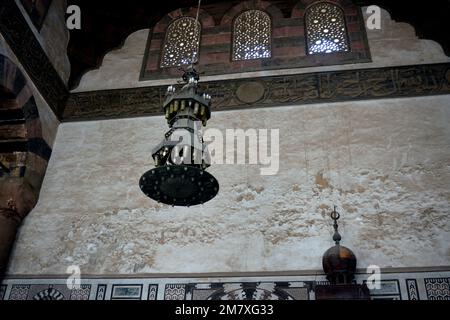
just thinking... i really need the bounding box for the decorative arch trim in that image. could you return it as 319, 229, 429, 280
0, 54, 51, 178
153, 7, 214, 34
291, 0, 355, 18
0, 54, 52, 274
0, 55, 27, 97
220, 1, 283, 27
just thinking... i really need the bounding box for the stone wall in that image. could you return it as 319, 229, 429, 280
7, 95, 450, 275
72, 7, 450, 92
3, 1, 449, 280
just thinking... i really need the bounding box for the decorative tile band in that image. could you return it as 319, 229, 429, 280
95, 284, 107, 300
63, 63, 450, 122
424, 278, 450, 300
406, 279, 420, 300
1, 271, 449, 300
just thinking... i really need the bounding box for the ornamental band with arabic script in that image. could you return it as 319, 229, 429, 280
63, 63, 450, 122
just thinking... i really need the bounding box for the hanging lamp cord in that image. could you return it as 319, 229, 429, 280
195, 0, 201, 24
191, 0, 202, 66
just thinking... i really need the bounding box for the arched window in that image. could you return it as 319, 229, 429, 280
160, 17, 201, 68
305, 2, 349, 55
232, 10, 272, 61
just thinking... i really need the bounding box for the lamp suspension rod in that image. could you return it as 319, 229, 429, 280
191, 0, 202, 66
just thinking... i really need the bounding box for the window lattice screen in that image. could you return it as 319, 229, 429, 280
160, 17, 201, 68
305, 2, 349, 54
232, 10, 272, 61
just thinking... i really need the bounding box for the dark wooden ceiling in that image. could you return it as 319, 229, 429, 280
66, 0, 450, 89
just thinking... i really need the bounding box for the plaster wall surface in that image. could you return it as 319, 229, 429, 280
72, 7, 450, 92
7, 95, 450, 275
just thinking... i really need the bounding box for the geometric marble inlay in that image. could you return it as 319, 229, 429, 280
1, 271, 450, 300
406, 279, 420, 300
425, 278, 450, 300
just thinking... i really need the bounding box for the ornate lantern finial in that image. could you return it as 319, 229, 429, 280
322, 206, 357, 284
331, 205, 341, 245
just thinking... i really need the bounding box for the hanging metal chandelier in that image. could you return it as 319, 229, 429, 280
139, 66, 219, 206
140, 0, 218, 207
